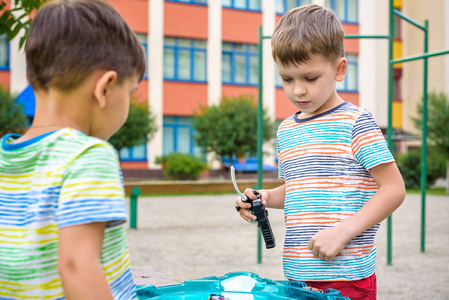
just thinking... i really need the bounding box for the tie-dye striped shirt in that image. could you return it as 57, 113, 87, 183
277, 102, 394, 281
0, 128, 136, 299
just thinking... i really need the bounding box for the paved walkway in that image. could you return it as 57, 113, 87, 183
127, 193, 449, 299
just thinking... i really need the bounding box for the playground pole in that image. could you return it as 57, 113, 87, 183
392, 48, 449, 64
257, 25, 263, 264
386, 0, 394, 266
420, 20, 429, 253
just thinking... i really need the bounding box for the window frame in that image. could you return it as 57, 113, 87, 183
222, 42, 258, 86
326, 0, 358, 24
163, 116, 199, 155
164, 37, 207, 83
136, 33, 149, 80
336, 54, 358, 93
393, 14, 402, 41
165, 0, 208, 5
0, 34, 10, 71
119, 143, 148, 162
222, 0, 262, 12
275, 0, 312, 15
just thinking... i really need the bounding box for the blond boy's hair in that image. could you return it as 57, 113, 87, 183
272, 4, 345, 66
26, 0, 146, 91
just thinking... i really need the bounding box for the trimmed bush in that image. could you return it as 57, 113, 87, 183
156, 153, 207, 180
396, 148, 446, 189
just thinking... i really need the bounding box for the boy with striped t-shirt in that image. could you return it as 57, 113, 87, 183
236, 5, 405, 300
0, 0, 146, 299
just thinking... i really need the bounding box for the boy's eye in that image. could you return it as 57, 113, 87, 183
306, 77, 318, 82
281, 78, 292, 83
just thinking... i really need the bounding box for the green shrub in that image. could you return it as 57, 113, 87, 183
396, 148, 446, 189
156, 153, 207, 180
0, 87, 28, 136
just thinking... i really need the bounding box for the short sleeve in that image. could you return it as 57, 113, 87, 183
57, 143, 128, 228
351, 111, 395, 170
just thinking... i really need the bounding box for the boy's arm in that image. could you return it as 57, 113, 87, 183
308, 161, 406, 261
58, 222, 114, 300
236, 184, 286, 222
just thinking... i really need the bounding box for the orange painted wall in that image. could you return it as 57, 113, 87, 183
275, 88, 295, 120
133, 80, 148, 104
108, 0, 148, 33
222, 9, 262, 44
121, 161, 148, 169
339, 92, 359, 106
0, 71, 10, 91
165, 2, 208, 39
0, 0, 10, 91
342, 23, 359, 54
222, 85, 258, 101
163, 82, 208, 116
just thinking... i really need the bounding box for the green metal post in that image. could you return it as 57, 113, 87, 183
130, 187, 140, 229
393, 9, 426, 31
386, 0, 394, 266
421, 20, 429, 252
344, 35, 390, 39
256, 25, 264, 264
392, 49, 449, 64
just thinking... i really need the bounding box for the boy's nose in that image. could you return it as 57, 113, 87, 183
293, 84, 306, 96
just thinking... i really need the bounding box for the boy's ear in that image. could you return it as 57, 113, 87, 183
335, 57, 347, 82
93, 71, 118, 108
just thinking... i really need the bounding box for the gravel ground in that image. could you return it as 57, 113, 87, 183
126, 193, 449, 299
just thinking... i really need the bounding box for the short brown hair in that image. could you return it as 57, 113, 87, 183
26, 0, 146, 91
272, 4, 345, 66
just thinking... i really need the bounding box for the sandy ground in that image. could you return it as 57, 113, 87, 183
126, 193, 449, 299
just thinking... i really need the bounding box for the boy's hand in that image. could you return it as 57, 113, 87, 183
235, 188, 269, 222
308, 226, 350, 262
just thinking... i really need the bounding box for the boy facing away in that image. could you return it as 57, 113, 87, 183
0, 0, 146, 299
236, 5, 405, 300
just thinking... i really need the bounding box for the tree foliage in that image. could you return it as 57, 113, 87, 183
412, 91, 449, 193
0, 86, 28, 136
0, 0, 47, 49
109, 101, 157, 153
396, 148, 446, 190
193, 95, 275, 163
412, 91, 449, 160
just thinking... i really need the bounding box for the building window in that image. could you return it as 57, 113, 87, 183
163, 116, 202, 155
276, 0, 312, 14
222, 42, 258, 85
222, 0, 261, 11
325, 0, 358, 23
0, 34, 9, 70
136, 33, 148, 79
336, 54, 357, 92
392, 68, 402, 100
166, 0, 207, 4
393, 14, 401, 40
275, 63, 283, 87
164, 37, 207, 82
119, 143, 147, 161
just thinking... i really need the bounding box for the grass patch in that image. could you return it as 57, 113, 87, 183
406, 188, 448, 196
136, 191, 235, 197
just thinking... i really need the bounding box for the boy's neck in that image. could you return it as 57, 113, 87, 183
14, 85, 95, 143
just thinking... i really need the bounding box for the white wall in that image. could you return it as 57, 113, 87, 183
147, 0, 164, 169
358, 0, 389, 128
9, 3, 28, 95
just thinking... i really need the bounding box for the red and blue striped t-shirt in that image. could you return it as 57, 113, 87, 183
277, 102, 395, 281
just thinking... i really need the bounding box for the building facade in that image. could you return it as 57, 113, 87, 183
1, 0, 448, 174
